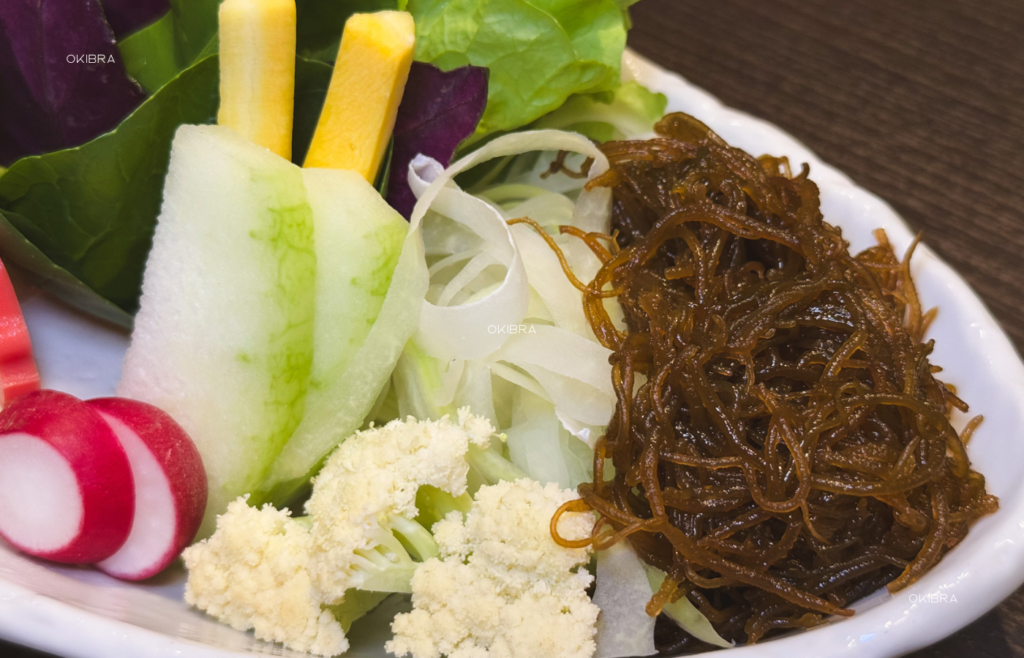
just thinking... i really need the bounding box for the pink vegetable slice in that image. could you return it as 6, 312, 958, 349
0, 258, 39, 405
0, 390, 134, 563
89, 397, 207, 580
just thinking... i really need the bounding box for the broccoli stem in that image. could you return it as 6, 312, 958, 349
351, 551, 417, 593
390, 514, 440, 561
329, 590, 392, 633
349, 522, 422, 593
416, 485, 472, 530
467, 442, 527, 490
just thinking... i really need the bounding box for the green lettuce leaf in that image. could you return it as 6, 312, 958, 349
0, 55, 333, 319
0, 208, 133, 326
533, 81, 667, 142
118, 0, 219, 95
169, 0, 220, 68
408, 0, 629, 140
614, 0, 640, 28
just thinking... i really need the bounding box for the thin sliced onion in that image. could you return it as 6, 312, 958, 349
398, 130, 615, 472
407, 132, 609, 362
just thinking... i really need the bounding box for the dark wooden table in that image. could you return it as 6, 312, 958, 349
4, 0, 1023, 656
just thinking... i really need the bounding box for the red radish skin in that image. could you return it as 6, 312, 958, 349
88, 397, 207, 580
0, 390, 133, 563
0, 258, 39, 404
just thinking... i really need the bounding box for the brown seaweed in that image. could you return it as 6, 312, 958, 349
550, 113, 998, 649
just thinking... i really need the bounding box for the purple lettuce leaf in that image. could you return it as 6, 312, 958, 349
0, 0, 146, 166
101, 0, 169, 38
386, 61, 488, 219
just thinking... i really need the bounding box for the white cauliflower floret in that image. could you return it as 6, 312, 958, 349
307, 409, 494, 600
386, 479, 599, 658
184, 410, 503, 657
182, 498, 347, 656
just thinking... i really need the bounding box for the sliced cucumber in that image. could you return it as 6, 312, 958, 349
118, 125, 316, 536
260, 172, 419, 501
303, 168, 407, 387
258, 168, 410, 503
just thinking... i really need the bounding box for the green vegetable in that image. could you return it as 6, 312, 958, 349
614, 0, 641, 28
533, 81, 668, 142
169, 0, 221, 70
304, 169, 407, 384
328, 590, 392, 633
258, 214, 429, 502
409, 0, 630, 141
2, 0, 638, 322
0, 211, 133, 326
460, 81, 665, 191
505, 393, 594, 490
116, 0, 220, 94
254, 167, 410, 508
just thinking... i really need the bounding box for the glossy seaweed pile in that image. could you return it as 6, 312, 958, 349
552, 113, 998, 650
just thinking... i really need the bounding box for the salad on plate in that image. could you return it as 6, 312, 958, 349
0, 1, 1003, 657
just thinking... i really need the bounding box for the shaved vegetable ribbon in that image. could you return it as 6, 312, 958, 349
394, 129, 617, 451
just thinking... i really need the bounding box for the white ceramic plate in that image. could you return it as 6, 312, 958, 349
2, 50, 1024, 658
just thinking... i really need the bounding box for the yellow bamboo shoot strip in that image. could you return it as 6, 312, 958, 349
217, 0, 296, 159
303, 11, 415, 180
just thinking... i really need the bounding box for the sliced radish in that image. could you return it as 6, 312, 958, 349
0, 390, 133, 563
88, 397, 207, 580
0, 258, 39, 405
